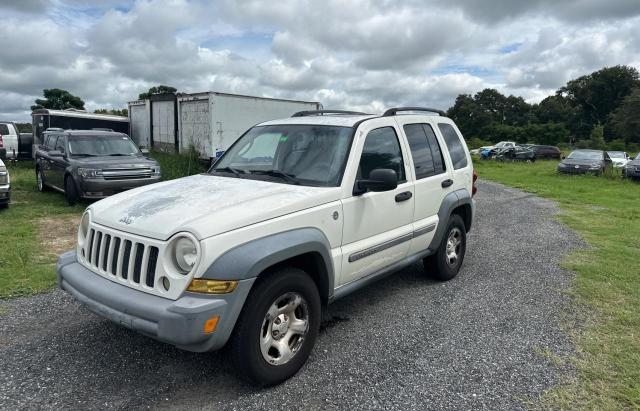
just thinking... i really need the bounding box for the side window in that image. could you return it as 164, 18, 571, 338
359, 127, 405, 182
44, 135, 54, 150
438, 123, 468, 170
55, 136, 66, 153
403, 123, 446, 179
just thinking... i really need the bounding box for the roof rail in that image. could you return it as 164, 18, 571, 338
292, 110, 369, 117
44, 127, 64, 132
91, 128, 114, 132
382, 107, 447, 117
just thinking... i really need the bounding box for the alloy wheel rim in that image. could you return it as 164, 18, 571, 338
260, 292, 309, 366
445, 228, 462, 267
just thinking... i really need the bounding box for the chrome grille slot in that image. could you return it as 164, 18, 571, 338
77, 222, 181, 299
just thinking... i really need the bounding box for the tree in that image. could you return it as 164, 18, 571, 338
609, 87, 640, 145
94, 108, 128, 117
558, 65, 640, 138
534, 95, 574, 124
138, 85, 177, 100
588, 124, 606, 150
31, 88, 85, 111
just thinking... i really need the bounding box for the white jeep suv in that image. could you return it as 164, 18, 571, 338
57, 107, 477, 385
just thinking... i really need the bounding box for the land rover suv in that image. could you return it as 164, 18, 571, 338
35, 129, 161, 205
57, 108, 477, 385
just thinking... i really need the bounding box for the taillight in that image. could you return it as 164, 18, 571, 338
0, 134, 4, 148
472, 169, 478, 196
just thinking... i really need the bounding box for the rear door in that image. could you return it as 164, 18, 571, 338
436, 122, 473, 194
394, 117, 453, 255
339, 118, 415, 286
0, 123, 18, 159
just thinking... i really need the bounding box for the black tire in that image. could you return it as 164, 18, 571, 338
229, 267, 321, 386
423, 214, 467, 281
64, 176, 80, 205
36, 167, 49, 192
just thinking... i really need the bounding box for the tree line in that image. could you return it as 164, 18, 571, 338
448, 65, 640, 151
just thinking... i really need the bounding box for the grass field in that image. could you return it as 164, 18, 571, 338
0, 152, 207, 298
474, 160, 640, 409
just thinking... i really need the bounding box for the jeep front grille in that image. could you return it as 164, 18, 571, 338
84, 227, 159, 288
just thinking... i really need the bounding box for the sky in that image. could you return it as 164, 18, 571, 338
1, 0, 640, 122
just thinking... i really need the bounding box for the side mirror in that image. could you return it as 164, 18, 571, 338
354, 168, 398, 195
140, 148, 150, 155
49, 150, 64, 157
561, 156, 566, 160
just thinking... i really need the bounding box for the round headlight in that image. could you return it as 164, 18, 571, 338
78, 212, 90, 245
173, 236, 198, 274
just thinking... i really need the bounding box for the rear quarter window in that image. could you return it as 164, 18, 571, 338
438, 123, 468, 170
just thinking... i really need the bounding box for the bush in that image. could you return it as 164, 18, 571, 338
150, 146, 207, 181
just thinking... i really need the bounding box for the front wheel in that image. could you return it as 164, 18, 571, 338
64, 176, 80, 205
230, 267, 321, 386
424, 214, 467, 281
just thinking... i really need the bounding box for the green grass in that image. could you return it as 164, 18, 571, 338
474, 159, 640, 409
0, 162, 84, 298
0, 152, 206, 298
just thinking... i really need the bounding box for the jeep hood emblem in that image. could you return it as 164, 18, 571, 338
119, 216, 134, 225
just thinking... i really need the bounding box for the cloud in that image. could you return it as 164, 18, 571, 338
0, 0, 639, 121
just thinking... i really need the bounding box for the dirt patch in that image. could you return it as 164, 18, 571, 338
37, 215, 81, 258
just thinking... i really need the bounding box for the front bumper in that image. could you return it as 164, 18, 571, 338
624, 167, 640, 179
557, 166, 600, 174
79, 176, 162, 199
0, 184, 10, 204
57, 251, 255, 352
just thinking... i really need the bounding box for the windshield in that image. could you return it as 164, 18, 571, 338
212, 124, 353, 186
567, 150, 603, 161
68, 135, 140, 156
607, 151, 625, 159
495, 142, 507, 148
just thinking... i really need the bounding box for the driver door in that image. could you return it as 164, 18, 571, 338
339, 120, 415, 286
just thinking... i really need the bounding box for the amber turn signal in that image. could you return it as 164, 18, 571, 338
203, 316, 219, 334
187, 279, 238, 294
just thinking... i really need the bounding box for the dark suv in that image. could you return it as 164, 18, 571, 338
35, 129, 161, 205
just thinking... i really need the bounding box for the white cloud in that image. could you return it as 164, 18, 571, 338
0, 0, 639, 122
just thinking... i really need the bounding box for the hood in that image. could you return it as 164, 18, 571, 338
72, 154, 158, 168
560, 158, 601, 166
89, 174, 341, 240
628, 158, 640, 166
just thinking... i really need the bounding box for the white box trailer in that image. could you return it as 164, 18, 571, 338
129, 92, 321, 160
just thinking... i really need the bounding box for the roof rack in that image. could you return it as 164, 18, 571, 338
382, 107, 447, 117
292, 110, 369, 117
44, 127, 64, 132
91, 128, 114, 132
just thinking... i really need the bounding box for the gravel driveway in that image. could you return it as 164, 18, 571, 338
0, 181, 581, 410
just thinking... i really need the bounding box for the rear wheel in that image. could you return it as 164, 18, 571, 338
424, 214, 467, 281
36, 168, 48, 192
230, 267, 321, 386
64, 176, 79, 205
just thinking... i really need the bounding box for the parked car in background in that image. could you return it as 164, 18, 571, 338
476, 141, 516, 157
623, 152, 640, 180
0, 158, 10, 208
529, 145, 562, 160
0, 121, 19, 160
494, 145, 536, 162
606, 151, 631, 169
35, 129, 161, 205
557, 149, 613, 176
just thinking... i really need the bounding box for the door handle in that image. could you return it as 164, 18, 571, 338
395, 191, 413, 202
441, 179, 453, 188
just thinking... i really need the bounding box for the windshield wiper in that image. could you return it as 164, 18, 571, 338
108, 153, 131, 156
213, 166, 247, 178
71, 153, 97, 157
250, 170, 300, 185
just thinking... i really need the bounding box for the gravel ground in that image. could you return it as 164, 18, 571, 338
0, 181, 582, 410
